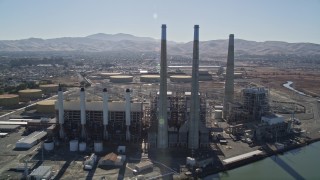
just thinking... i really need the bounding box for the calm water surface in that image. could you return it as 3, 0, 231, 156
205, 141, 320, 180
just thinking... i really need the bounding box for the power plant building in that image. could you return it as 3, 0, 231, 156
55, 89, 143, 142
228, 87, 270, 123
148, 25, 209, 150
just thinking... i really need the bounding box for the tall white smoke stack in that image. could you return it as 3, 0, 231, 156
125, 89, 131, 141
188, 25, 200, 149
80, 87, 87, 139
58, 84, 65, 139
103, 88, 109, 140
157, 24, 168, 149
223, 34, 234, 120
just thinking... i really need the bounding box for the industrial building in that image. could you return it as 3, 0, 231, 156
15, 131, 47, 149
254, 114, 293, 142
29, 166, 52, 180
228, 87, 270, 123
147, 25, 209, 150
147, 91, 208, 148
55, 87, 143, 142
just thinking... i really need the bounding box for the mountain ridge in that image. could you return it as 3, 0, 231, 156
0, 33, 319, 57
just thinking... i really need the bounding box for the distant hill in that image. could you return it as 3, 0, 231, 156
0, 33, 320, 57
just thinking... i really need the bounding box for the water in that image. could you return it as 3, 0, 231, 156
283, 81, 307, 96
205, 141, 320, 180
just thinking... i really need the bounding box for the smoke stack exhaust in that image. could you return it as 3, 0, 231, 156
188, 25, 200, 149
80, 87, 87, 139
157, 24, 168, 148
125, 89, 131, 141
223, 34, 234, 120
103, 88, 109, 140
58, 84, 65, 139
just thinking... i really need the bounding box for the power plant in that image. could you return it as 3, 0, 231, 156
146, 25, 209, 150
2, 24, 303, 180
51, 25, 214, 150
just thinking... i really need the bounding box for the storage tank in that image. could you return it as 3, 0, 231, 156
140, 75, 160, 83
94, 141, 103, 152
214, 105, 223, 110
199, 69, 210, 75
170, 75, 192, 83
36, 100, 56, 113
100, 72, 122, 79
0, 94, 19, 107
43, 140, 54, 151
19, 89, 42, 102
214, 110, 223, 119
69, 140, 79, 152
198, 70, 212, 81
110, 75, 133, 83
79, 142, 87, 152
39, 84, 59, 94
222, 72, 243, 79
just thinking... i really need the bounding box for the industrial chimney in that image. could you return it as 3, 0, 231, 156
188, 25, 200, 149
125, 89, 131, 141
103, 88, 109, 140
223, 34, 234, 120
58, 84, 65, 139
80, 87, 87, 140
157, 24, 168, 149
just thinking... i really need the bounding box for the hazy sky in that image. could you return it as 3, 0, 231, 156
1, 0, 319, 43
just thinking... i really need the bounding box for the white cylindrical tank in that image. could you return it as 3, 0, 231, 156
214, 110, 223, 119
214, 105, 223, 110
70, 140, 79, 152
125, 89, 131, 126
94, 141, 103, 152
80, 88, 86, 125
103, 88, 109, 126
44, 140, 54, 151
58, 85, 64, 124
79, 142, 87, 152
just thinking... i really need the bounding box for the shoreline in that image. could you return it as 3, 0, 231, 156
199, 137, 320, 178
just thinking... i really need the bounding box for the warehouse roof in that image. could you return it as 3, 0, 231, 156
55, 101, 142, 112
30, 166, 52, 178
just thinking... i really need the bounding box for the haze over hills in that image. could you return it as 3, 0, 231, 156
0, 33, 320, 57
